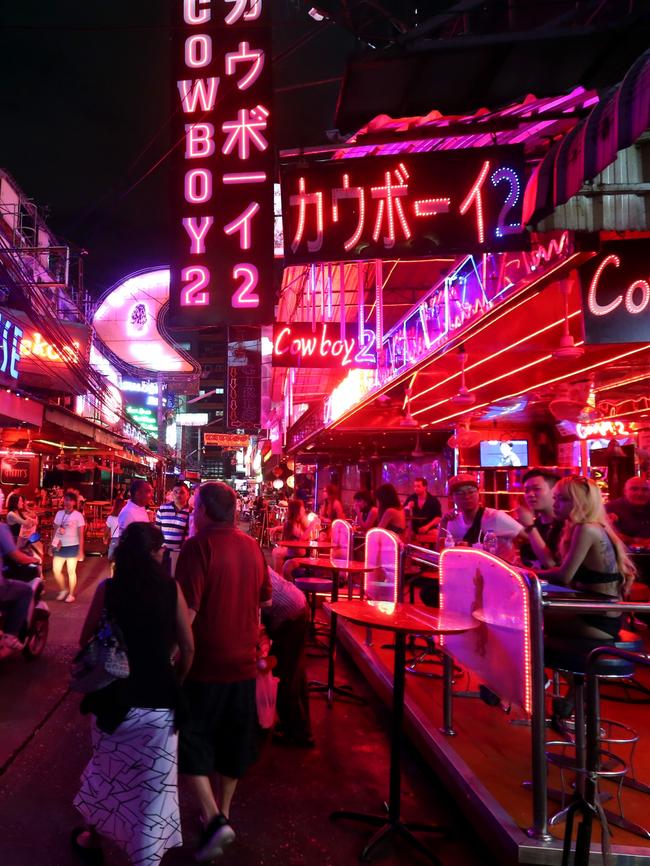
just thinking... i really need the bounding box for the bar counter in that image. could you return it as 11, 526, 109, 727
329, 544, 650, 865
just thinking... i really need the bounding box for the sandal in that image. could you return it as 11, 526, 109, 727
70, 827, 104, 865
65, 595, 76, 603
56, 590, 68, 601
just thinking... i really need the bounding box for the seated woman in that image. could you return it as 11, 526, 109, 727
272, 498, 310, 573
352, 490, 378, 532
318, 484, 344, 531
6, 494, 37, 549
538, 475, 636, 644
375, 483, 406, 536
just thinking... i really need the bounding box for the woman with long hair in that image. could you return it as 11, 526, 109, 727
318, 484, 344, 526
375, 483, 406, 535
51, 491, 85, 602
352, 490, 378, 532
6, 493, 37, 547
539, 475, 636, 641
272, 497, 310, 572
72, 522, 194, 866
104, 497, 125, 560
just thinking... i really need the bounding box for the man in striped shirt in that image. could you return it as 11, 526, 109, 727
155, 482, 191, 575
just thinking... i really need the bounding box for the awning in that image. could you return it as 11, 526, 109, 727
43, 405, 124, 449
523, 48, 650, 224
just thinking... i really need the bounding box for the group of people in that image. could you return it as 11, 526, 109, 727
71, 480, 312, 866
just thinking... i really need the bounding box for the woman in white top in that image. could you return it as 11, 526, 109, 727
104, 497, 125, 560
52, 491, 85, 603
6, 493, 38, 548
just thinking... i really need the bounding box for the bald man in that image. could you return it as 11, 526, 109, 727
606, 477, 650, 548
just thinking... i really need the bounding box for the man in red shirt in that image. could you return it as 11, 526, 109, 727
177, 482, 271, 863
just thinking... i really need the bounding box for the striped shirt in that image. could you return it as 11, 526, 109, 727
155, 503, 191, 551
264, 568, 308, 632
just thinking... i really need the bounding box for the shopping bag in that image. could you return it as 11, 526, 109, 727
256, 669, 278, 729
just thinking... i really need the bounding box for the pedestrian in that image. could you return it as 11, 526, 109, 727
52, 491, 85, 603
0, 523, 41, 657
155, 483, 191, 576
118, 480, 153, 534
72, 522, 194, 866
264, 568, 314, 748
176, 481, 272, 863
104, 497, 125, 560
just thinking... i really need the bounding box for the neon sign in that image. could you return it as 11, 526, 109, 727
280, 148, 528, 265
580, 240, 650, 344
19, 332, 80, 365
204, 432, 250, 447
169, 0, 274, 326
0, 312, 22, 380
576, 420, 635, 440
272, 322, 377, 369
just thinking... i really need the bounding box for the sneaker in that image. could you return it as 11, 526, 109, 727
56, 590, 68, 601
0, 633, 24, 653
195, 814, 236, 863
65, 595, 76, 603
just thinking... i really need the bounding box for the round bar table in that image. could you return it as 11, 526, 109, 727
327, 600, 476, 864
280, 539, 334, 553
291, 557, 375, 705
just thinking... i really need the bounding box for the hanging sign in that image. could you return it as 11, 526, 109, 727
281, 147, 528, 265
272, 322, 377, 369
580, 240, 650, 344
169, 0, 275, 327
0, 311, 22, 382
204, 433, 250, 447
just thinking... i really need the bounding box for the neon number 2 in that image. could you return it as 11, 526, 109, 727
491, 166, 521, 238
232, 264, 259, 308
354, 329, 377, 366
181, 265, 210, 306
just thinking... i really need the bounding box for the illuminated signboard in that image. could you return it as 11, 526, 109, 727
0, 312, 22, 381
169, 0, 274, 327
272, 322, 377, 369
176, 412, 209, 426
580, 240, 650, 344
204, 432, 250, 447
280, 147, 528, 265
126, 404, 158, 434
576, 420, 635, 440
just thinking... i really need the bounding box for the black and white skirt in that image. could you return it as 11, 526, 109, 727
74, 708, 183, 866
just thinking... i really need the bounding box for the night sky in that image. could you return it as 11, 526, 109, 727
0, 1, 354, 298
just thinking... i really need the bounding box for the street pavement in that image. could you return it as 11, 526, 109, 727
0, 554, 495, 866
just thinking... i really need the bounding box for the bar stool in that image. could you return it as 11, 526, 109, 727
544, 631, 650, 841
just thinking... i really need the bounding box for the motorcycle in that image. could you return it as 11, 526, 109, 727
0, 532, 50, 660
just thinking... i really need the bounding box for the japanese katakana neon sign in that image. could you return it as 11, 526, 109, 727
169, 0, 274, 326
281, 148, 529, 265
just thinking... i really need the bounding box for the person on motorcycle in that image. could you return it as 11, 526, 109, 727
0, 522, 41, 655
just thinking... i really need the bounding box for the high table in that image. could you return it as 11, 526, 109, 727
291, 557, 375, 704
327, 600, 476, 863
280, 539, 334, 553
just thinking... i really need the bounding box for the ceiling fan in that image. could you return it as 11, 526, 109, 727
447, 419, 483, 449
548, 380, 597, 423
450, 345, 476, 407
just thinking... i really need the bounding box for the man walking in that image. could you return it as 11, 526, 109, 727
176, 482, 271, 862
117, 479, 153, 532
155, 482, 191, 576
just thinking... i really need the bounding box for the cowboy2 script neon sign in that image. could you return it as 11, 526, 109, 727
281, 148, 529, 265
169, 0, 274, 327
272, 322, 377, 370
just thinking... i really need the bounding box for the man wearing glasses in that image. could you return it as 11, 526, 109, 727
437, 474, 524, 559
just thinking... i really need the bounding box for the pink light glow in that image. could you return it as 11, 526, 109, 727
224, 0, 261, 26
180, 265, 210, 306
185, 123, 215, 158
587, 253, 650, 317
183, 0, 211, 25
222, 105, 269, 159
185, 34, 212, 68
232, 264, 259, 308
290, 177, 323, 253
222, 171, 267, 184
225, 41, 264, 91
177, 77, 219, 113
223, 202, 260, 250
182, 216, 214, 254
414, 197, 450, 217
331, 174, 365, 252
459, 160, 490, 244
364, 528, 399, 604
371, 170, 411, 248
184, 168, 212, 203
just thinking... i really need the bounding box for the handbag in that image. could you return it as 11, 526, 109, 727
70, 607, 130, 693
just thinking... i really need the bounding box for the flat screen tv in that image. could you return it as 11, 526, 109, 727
479, 439, 529, 468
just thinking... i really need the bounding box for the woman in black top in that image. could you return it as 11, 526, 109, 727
72, 523, 194, 866
375, 484, 406, 536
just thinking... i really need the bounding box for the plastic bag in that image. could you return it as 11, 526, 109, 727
256, 670, 278, 729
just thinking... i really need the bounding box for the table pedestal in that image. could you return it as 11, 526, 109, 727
331, 633, 445, 862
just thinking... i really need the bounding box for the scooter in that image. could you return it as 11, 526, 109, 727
0, 532, 50, 660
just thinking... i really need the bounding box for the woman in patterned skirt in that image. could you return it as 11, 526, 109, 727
72, 522, 194, 866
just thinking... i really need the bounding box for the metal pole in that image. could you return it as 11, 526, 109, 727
527, 575, 551, 841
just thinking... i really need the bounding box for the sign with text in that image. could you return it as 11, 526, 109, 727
281, 147, 528, 265
272, 322, 377, 369
204, 432, 250, 447
0, 457, 31, 486
0, 311, 22, 383
227, 326, 261, 429
169, 0, 274, 327
580, 241, 650, 344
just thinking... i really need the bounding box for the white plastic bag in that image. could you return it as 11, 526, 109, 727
256, 670, 278, 729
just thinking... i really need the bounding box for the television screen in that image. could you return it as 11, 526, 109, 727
479, 439, 528, 468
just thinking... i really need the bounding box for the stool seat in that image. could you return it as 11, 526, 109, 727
295, 577, 333, 595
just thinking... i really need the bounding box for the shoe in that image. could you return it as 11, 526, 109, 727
56, 590, 68, 601
272, 731, 316, 749
65, 595, 76, 603
70, 827, 104, 865
195, 813, 236, 862
0, 633, 24, 653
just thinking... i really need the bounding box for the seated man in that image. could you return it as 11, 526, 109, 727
606, 476, 650, 548
516, 468, 563, 568
0, 522, 41, 655
404, 477, 441, 538
437, 474, 524, 560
